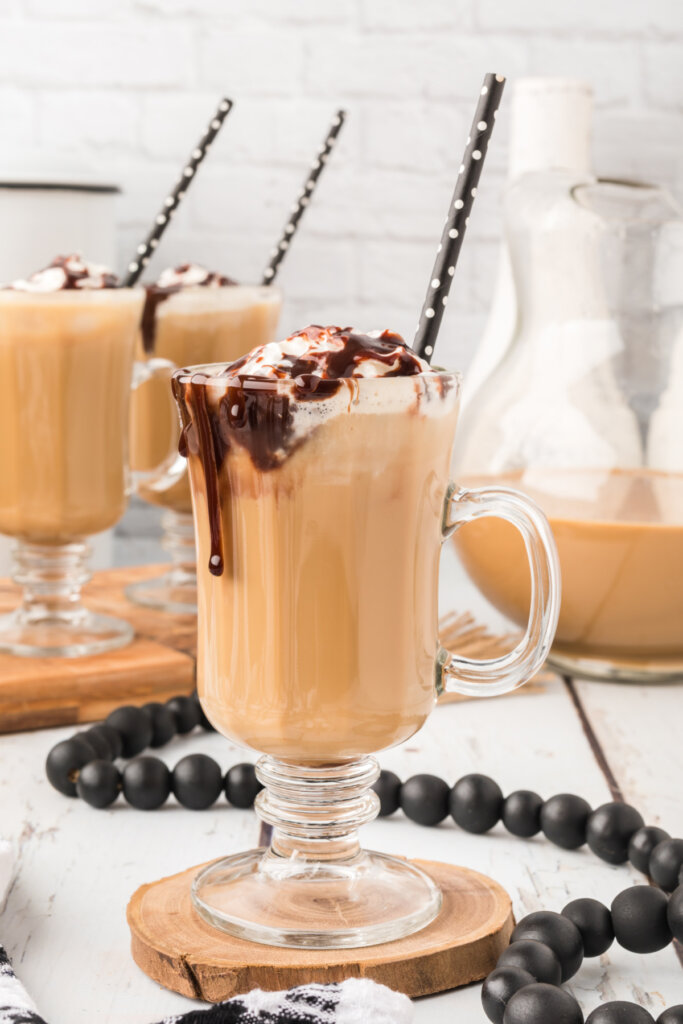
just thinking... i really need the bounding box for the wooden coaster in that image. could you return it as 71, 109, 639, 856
127, 858, 514, 1002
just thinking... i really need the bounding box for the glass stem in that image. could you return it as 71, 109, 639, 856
255, 756, 381, 863
12, 540, 91, 624
160, 510, 196, 581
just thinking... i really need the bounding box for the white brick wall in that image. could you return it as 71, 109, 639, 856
1, 0, 682, 371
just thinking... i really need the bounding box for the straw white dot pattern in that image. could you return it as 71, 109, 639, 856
414, 72, 506, 362
123, 96, 234, 287
260, 109, 347, 286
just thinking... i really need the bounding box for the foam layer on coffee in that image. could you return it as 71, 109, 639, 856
7, 254, 118, 291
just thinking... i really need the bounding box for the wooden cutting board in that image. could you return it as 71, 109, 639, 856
0, 565, 196, 734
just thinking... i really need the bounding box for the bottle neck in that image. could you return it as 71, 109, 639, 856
508, 78, 593, 180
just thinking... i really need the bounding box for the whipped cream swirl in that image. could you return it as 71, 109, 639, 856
154, 264, 236, 290
228, 325, 429, 384
7, 255, 118, 292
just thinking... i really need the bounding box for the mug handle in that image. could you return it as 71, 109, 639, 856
129, 357, 186, 493
439, 483, 561, 697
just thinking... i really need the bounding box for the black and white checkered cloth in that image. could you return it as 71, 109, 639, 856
0, 839, 411, 1023
0, 944, 411, 1024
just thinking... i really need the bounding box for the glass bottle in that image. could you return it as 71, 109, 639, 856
464, 77, 593, 409
453, 178, 683, 682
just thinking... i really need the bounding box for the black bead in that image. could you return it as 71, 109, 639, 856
94, 724, 123, 760
503, 983, 583, 1024
586, 1002, 655, 1024
81, 727, 112, 761
166, 695, 200, 734
667, 885, 683, 944
611, 886, 671, 953
173, 754, 223, 810
540, 794, 591, 850
401, 774, 450, 826
450, 774, 504, 834
46, 736, 97, 797
502, 790, 543, 838
76, 760, 121, 808
481, 966, 536, 1024
142, 702, 178, 748
105, 706, 153, 757
122, 756, 171, 810
649, 839, 683, 893
562, 898, 614, 957
657, 1008, 683, 1024
586, 802, 645, 865
496, 940, 562, 986
628, 827, 671, 875
192, 692, 216, 731
224, 763, 262, 809
511, 911, 584, 982
373, 770, 401, 817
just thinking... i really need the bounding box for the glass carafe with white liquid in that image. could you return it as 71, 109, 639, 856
453, 177, 683, 682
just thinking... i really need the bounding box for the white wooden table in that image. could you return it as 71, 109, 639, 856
0, 542, 681, 1023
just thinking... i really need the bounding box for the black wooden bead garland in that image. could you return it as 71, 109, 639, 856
45, 700, 683, 1023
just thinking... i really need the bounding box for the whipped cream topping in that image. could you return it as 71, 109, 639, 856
7, 254, 118, 292
227, 325, 429, 383
154, 264, 236, 290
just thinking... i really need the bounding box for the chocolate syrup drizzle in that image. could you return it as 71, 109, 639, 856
141, 265, 237, 354
174, 325, 427, 576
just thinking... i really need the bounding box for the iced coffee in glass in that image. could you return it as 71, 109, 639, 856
0, 255, 180, 657
173, 325, 560, 948
129, 264, 281, 613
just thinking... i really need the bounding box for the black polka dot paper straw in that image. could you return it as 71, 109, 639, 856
261, 109, 346, 286
122, 97, 234, 288
414, 73, 505, 363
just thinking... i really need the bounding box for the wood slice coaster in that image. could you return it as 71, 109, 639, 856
127, 858, 513, 1002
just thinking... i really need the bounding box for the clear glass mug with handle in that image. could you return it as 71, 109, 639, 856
173, 362, 561, 949
128, 283, 283, 614
0, 287, 183, 657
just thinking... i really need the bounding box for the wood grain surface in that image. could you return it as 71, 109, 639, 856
0, 566, 195, 734
127, 858, 514, 1002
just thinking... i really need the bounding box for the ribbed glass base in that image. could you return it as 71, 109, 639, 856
191, 756, 442, 949
126, 511, 197, 614
0, 540, 133, 657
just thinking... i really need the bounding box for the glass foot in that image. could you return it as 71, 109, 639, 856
0, 606, 134, 658
192, 847, 442, 949
126, 568, 197, 615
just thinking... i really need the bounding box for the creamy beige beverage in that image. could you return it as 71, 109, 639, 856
132, 265, 281, 513
174, 326, 460, 761
0, 256, 143, 543
456, 468, 683, 663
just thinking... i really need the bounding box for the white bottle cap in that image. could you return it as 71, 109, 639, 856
509, 77, 593, 179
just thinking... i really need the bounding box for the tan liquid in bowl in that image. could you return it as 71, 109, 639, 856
455, 468, 683, 663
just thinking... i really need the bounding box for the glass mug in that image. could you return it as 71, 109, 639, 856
128, 284, 282, 615
173, 363, 560, 949
0, 288, 183, 657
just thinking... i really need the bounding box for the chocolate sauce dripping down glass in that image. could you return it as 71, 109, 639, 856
173, 326, 429, 576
